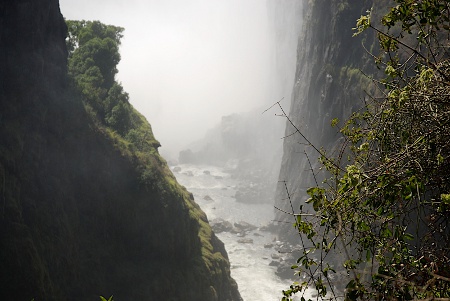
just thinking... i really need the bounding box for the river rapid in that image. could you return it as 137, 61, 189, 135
172, 163, 313, 301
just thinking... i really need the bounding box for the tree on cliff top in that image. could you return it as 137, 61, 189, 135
283, 1, 450, 300
66, 20, 160, 154
66, 20, 131, 135
67, 20, 123, 88
66, 19, 165, 188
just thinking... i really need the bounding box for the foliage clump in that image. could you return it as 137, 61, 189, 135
283, 1, 450, 300
66, 20, 165, 183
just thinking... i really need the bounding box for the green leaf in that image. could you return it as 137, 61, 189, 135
353, 13, 371, 36
385, 65, 396, 77
331, 118, 340, 127
403, 233, 414, 241
442, 194, 450, 204
366, 249, 372, 261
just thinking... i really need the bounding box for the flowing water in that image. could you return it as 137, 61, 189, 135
173, 164, 313, 301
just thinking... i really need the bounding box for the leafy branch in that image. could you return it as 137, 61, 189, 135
282, 1, 450, 300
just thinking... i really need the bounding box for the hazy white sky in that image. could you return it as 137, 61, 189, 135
59, 0, 276, 159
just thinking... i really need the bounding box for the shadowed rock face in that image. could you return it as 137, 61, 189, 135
0, 1, 241, 301
275, 0, 377, 240
0, 0, 68, 94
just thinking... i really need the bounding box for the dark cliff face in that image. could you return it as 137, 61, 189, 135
0, 1, 241, 301
275, 0, 377, 239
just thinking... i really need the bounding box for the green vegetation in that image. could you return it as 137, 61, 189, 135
283, 1, 450, 300
66, 20, 167, 187
66, 20, 158, 147
64, 20, 239, 300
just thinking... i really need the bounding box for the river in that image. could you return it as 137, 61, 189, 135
172, 163, 313, 301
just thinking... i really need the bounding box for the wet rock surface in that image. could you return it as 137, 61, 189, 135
183, 170, 194, 177
234, 221, 258, 232
203, 195, 214, 201
271, 242, 304, 280
211, 215, 302, 280
237, 238, 254, 244
211, 218, 234, 233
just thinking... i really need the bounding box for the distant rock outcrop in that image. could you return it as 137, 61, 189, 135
179, 112, 283, 204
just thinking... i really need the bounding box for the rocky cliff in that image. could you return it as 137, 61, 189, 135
0, 1, 241, 300
275, 0, 378, 239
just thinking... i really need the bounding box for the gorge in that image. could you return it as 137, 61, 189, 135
2, 0, 449, 300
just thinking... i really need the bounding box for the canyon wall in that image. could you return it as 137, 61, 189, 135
275, 0, 377, 239
0, 1, 241, 300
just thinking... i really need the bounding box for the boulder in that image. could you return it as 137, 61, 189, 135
259, 223, 278, 232
269, 260, 280, 267
234, 182, 271, 204
234, 221, 257, 232
210, 218, 234, 233
276, 261, 296, 279
237, 238, 254, 244
203, 195, 214, 201
182, 171, 194, 177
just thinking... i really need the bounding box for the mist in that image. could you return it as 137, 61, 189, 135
58, 1, 303, 299
59, 0, 280, 160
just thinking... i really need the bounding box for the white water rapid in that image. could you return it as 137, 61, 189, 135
173, 164, 314, 301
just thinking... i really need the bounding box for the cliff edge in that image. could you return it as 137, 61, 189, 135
0, 1, 241, 300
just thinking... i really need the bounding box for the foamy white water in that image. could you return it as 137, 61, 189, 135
173, 164, 312, 301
